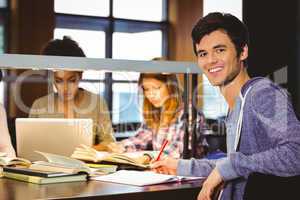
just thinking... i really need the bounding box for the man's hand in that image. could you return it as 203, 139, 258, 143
198, 168, 224, 200
150, 157, 179, 175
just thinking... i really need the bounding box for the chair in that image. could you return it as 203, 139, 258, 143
243, 172, 300, 200
205, 118, 227, 153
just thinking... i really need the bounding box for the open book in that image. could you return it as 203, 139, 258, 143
0, 153, 31, 177
71, 145, 155, 170
91, 170, 205, 186
0, 152, 31, 167
28, 151, 92, 175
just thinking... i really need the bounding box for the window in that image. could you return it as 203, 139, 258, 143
0, 0, 6, 8
0, 23, 4, 54
203, 0, 243, 20
202, 76, 228, 119
55, 0, 109, 17
54, 0, 167, 136
78, 71, 105, 96
0, 0, 7, 105
202, 0, 242, 119
113, 31, 162, 60
113, 0, 164, 22
112, 83, 141, 124
54, 28, 106, 58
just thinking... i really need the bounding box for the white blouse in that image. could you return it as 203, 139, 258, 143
0, 104, 16, 157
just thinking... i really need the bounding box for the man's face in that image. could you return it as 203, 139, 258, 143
195, 30, 247, 87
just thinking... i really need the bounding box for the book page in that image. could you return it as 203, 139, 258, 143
91, 170, 203, 186
0, 157, 16, 165
35, 151, 86, 168
71, 146, 154, 168
71, 146, 109, 162
0, 156, 31, 166
0, 152, 7, 157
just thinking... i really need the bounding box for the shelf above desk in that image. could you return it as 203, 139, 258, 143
0, 54, 202, 74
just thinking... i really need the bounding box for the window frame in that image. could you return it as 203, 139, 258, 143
54, 0, 168, 135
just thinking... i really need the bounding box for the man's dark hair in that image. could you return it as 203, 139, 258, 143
192, 12, 249, 59
41, 36, 86, 57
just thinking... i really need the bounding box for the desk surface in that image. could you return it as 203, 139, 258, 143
0, 178, 203, 200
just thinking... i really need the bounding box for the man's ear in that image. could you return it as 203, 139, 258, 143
240, 45, 248, 61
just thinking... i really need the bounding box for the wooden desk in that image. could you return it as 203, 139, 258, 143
0, 178, 203, 200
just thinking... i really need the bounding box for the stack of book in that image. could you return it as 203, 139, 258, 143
3, 166, 87, 184
2, 151, 91, 184
2, 151, 120, 184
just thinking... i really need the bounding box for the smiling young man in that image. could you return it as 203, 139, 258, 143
151, 12, 300, 200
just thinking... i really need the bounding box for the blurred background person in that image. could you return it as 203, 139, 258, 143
29, 36, 117, 152
0, 70, 16, 157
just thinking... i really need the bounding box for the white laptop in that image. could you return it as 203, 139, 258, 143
16, 118, 93, 161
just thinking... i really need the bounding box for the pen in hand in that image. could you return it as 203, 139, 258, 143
155, 139, 169, 161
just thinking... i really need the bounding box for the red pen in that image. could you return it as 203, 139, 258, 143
155, 139, 169, 161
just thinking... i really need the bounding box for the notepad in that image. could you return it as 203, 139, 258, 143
91, 170, 204, 186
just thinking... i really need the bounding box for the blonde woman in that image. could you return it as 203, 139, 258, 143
115, 73, 207, 158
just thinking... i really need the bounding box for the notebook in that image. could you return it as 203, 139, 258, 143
3, 171, 87, 184
16, 118, 93, 161
3, 166, 72, 178
91, 170, 204, 186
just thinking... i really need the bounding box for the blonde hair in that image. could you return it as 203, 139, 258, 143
139, 73, 183, 130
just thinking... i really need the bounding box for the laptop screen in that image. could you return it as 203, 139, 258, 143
16, 118, 93, 161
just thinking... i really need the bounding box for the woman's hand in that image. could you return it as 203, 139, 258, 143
150, 157, 179, 175
94, 142, 125, 153
106, 142, 126, 153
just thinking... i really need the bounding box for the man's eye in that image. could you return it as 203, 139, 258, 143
216, 48, 225, 53
55, 79, 62, 83
198, 52, 207, 57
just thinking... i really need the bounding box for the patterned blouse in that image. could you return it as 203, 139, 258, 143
121, 109, 208, 158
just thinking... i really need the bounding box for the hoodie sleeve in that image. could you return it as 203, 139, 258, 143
217, 82, 300, 181
177, 158, 219, 177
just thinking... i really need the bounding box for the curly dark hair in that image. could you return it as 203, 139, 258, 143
41, 36, 85, 57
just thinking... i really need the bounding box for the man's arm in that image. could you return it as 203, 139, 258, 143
177, 158, 219, 177
218, 83, 300, 182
